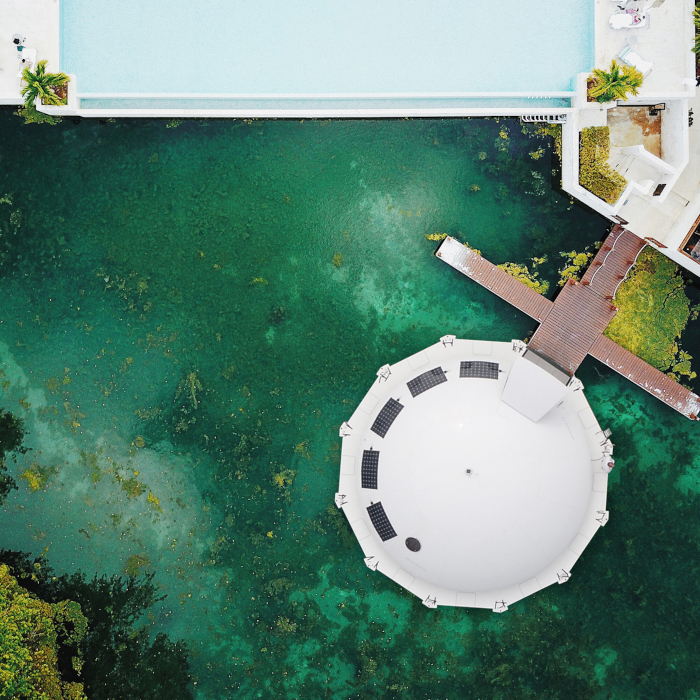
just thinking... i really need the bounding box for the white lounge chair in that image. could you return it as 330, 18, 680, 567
609, 9, 648, 28
618, 45, 653, 77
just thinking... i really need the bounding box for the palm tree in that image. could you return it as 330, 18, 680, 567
588, 60, 644, 103
21, 60, 69, 107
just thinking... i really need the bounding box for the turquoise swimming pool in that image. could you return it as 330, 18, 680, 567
60, 0, 593, 111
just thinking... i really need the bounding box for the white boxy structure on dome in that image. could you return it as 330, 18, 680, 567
336, 338, 611, 612
500, 348, 572, 422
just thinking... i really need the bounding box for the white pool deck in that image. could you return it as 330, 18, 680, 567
0, 0, 59, 105
2, 0, 700, 277
336, 338, 610, 610
612, 92, 700, 272
594, 0, 695, 98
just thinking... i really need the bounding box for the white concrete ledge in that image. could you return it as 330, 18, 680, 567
37, 106, 578, 119
76, 91, 577, 100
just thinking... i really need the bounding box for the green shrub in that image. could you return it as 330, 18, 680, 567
604, 248, 696, 381
579, 127, 628, 204
21, 60, 68, 107
535, 123, 562, 159
588, 60, 644, 103
0, 550, 194, 700
15, 103, 62, 125
694, 7, 700, 53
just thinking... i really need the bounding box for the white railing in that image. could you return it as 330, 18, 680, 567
520, 114, 568, 123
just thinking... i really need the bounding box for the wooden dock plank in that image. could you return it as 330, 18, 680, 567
529, 282, 616, 373
590, 336, 700, 419
582, 227, 646, 299
436, 237, 553, 322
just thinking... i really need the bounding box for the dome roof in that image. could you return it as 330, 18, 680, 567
336, 338, 611, 611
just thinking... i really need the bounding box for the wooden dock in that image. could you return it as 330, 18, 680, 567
436, 239, 553, 323
529, 281, 616, 374
436, 230, 700, 421
590, 335, 700, 418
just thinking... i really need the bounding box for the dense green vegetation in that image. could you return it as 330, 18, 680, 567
15, 104, 63, 126
579, 127, 628, 204
605, 247, 697, 380
0, 409, 26, 505
558, 247, 597, 286
497, 257, 550, 295
535, 123, 562, 159
0, 551, 192, 700
0, 563, 87, 700
20, 61, 68, 108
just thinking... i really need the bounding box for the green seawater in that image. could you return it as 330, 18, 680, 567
0, 113, 699, 699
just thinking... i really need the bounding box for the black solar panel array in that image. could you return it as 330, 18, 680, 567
361, 450, 379, 489
460, 361, 499, 379
371, 399, 404, 438
367, 502, 397, 541
407, 367, 447, 397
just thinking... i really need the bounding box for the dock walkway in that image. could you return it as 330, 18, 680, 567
437, 229, 700, 421
436, 240, 553, 323
529, 282, 616, 374
581, 226, 648, 299
590, 335, 700, 417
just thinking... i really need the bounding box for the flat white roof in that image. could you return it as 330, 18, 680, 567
337, 339, 610, 610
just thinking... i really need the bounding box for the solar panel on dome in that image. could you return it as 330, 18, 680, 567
371, 399, 404, 438
460, 361, 499, 379
367, 502, 397, 541
361, 450, 379, 489
407, 367, 447, 397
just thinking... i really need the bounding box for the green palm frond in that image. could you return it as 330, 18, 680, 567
20, 60, 69, 107
694, 8, 700, 53
588, 60, 644, 103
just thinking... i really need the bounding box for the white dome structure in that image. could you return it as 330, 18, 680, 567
335, 337, 611, 612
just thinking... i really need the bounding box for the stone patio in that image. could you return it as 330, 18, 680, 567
607, 105, 662, 157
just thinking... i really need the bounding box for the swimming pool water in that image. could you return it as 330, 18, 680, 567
60, 0, 593, 105
78, 97, 573, 111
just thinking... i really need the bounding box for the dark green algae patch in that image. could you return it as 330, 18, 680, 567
0, 112, 698, 699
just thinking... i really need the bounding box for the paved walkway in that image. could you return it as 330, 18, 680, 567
437, 229, 700, 421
